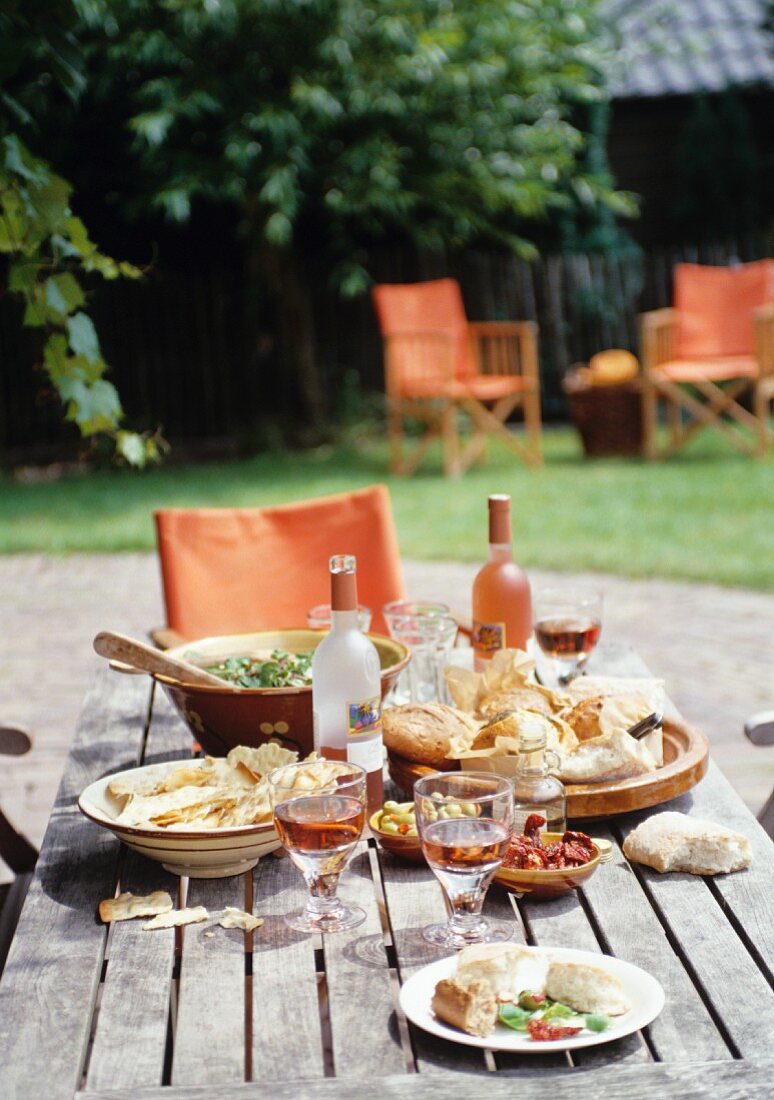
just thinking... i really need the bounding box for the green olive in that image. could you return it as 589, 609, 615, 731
380, 819, 400, 835
383, 800, 400, 814
461, 802, 477, 816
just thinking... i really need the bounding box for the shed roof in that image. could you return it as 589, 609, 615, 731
606, 0, 774, 98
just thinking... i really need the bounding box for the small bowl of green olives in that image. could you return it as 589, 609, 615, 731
369, 800, 425, 862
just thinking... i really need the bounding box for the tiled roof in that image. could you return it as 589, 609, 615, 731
606, 0, 774, 98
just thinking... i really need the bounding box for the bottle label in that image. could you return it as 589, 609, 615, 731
347, 735, 384, 774
472, 620, 505, 658
346, 695, 381, 736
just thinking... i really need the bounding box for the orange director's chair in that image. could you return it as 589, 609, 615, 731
640, 261, 774, 457
153, 484, 406, 645
372, 278, 542, 476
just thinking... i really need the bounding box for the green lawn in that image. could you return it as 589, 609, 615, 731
3, 428, 773, 589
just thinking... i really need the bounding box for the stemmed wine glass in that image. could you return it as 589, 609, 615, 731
269, 759, 367, 934
414, 772, 513, 949
533, 586, 603, 688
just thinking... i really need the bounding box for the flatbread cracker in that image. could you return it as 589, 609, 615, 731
218, 907, 264, 932
99, 890, 173, 923
143, 906, 210, 930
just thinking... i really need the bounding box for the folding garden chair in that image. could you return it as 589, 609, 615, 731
0, 727, 38, 975
153, 484, 406, 644
640, 260, 774, 458
372, 278, 542, 476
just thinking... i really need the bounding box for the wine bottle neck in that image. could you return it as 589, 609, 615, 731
330, 608, 361, 631
488, 542, 513, 563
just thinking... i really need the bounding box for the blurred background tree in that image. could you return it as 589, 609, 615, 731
0, 0, 162, 464
54, 0, 633, 428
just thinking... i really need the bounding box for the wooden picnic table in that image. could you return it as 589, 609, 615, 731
1, 643, 773, 1100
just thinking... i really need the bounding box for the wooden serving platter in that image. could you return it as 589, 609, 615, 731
387, 716, 709, 821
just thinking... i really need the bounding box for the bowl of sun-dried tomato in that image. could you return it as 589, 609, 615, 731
494, 817, 602, 899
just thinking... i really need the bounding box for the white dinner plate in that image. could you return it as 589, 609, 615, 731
398, 946, 664, 1053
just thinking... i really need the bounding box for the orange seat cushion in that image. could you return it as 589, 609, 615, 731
154, 486, 405, 640
400, 375, 528, 400
675, 261, 774, 358
652, 356, 759, 383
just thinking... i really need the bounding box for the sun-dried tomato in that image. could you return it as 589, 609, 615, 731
523, 813, 546, 844
502, 825, 595, 870
527, 1018, 583, 1042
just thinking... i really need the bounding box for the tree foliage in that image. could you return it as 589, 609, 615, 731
78, 0, 634, 292
0, 0, 163, 464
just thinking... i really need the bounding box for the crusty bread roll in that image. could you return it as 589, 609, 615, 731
478, 688, 556, 720
456, 943, 549, 1001
382, 703, 478, 767
622, 812, 752, 875
431, 976, 498, 1037
545, 960, 630, 1016
557, 728, 658, 783
561, 696, 606, 742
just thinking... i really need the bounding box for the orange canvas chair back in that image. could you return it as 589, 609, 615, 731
154, 485, 405, 640
372, 278, 477, 394
675, 260, 774, 359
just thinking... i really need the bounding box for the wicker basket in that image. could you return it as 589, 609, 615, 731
563, 366, 643, 458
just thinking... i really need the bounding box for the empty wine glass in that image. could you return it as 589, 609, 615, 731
414, 772, 513, 949
533, 586, 603, 688
383, 601, 455, 704
269, 759, 367, 934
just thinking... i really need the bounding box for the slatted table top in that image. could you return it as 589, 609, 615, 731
1, 645, 773, 1100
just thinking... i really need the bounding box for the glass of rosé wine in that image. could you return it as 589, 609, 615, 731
414, 772, 513, 949
533, 586, 603, 688
269, 759, 367, 934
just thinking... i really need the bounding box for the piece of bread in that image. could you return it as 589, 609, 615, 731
622, 812, 752, 875
431, 976, 498, 1037
561, 696, 606, 742
456, 942, 549, 1001
545, 960, 630, 1016
218, 906, 264, 932
382, 703, 478, 767
477, 688, 556, 720
558, 728, 658, 782
98, 890, 173, 923
143, 906, 210, 930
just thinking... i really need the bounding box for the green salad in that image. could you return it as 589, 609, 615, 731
203, 649, 313, 689
499, 991, 611, 1042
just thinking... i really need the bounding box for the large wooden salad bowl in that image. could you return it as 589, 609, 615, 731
159, 629, 409, 758
387, 716, 709, 821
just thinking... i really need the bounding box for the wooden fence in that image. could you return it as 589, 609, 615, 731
0, 235, 768, 457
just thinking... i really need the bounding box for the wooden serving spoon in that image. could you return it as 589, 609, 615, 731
93, 631, 233, 689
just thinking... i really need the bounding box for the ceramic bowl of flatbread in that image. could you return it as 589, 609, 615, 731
78, 743, 296, 878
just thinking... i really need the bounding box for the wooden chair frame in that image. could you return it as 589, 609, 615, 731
383, 321, 541, 477
641, 304, 774, 459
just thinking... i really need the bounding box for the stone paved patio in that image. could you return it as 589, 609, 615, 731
1, 553, 772, 881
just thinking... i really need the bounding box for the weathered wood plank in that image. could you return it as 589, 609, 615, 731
77, 1054, 774, 1099
321, 843, 406, 1079
250, 850, 325, 1082
85, 854, 178, 1091
0, 670, 150, 1100
172, 875, 248, 1086
580, 827, 731, 1064
86, 682, 194, 1089
658, 762, 774, 976
377, 849, 491, 1076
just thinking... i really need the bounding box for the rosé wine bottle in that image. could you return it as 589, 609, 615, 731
312, 555, 384, 814
471, 494, 532, 671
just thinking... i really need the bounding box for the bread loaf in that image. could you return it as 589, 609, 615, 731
382, 703, 478, 767
623, 812, 752, 875
545, 960, 630, 1016
456, 942, 549, 1001
431, 976, 498, 1037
